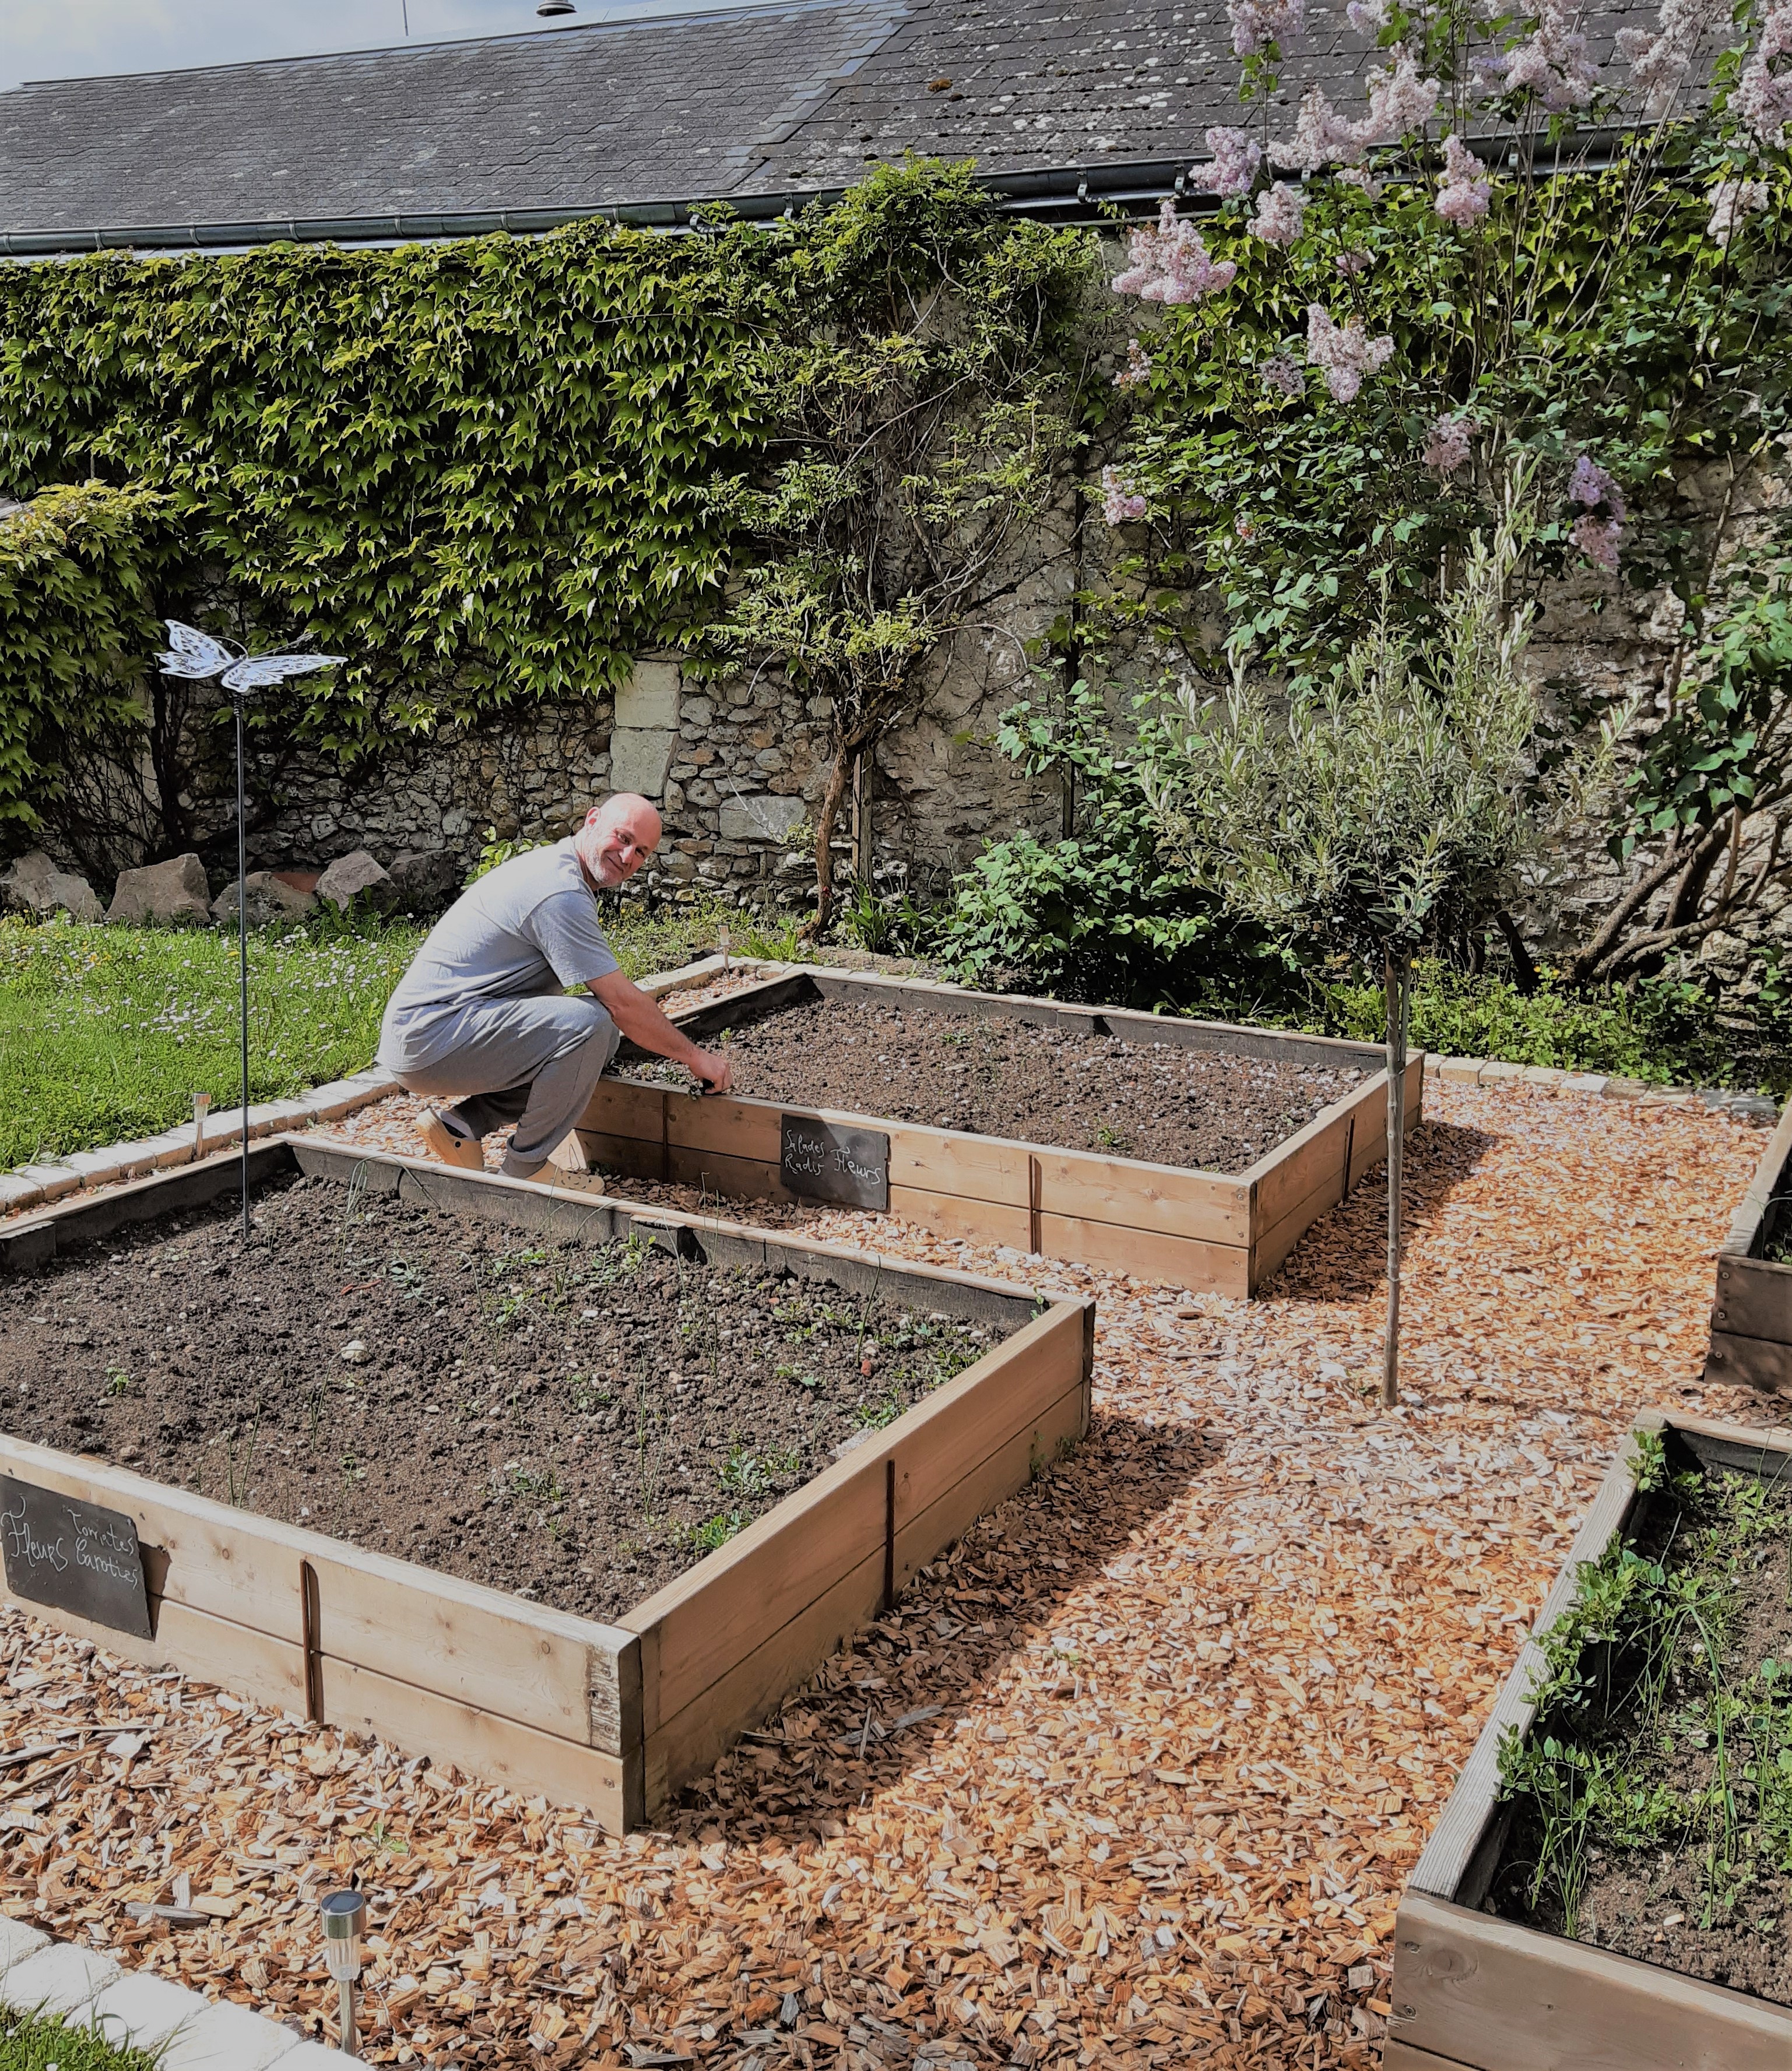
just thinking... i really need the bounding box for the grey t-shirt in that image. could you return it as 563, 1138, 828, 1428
378, 840, 619, 1067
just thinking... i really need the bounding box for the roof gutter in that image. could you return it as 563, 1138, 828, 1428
0, 134, 1632, 259
0, 158, 1218, 258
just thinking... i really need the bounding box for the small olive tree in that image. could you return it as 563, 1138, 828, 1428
1141, 494, 1624, 1402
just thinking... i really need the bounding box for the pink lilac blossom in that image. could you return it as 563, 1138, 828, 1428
1569, 453, 1626, 520
1572, 515, 1623, 572
1305, 305, 1395, 402
1735, 1, 1792, 147
1424, 413, 1474, 472
1101, 466, 1148, 525
1346, 0, 1390, 30
1337, 167, 1385, 196
1503, 1, 1602, 111
1252, 181, 1308, 247
1707, 177, 1771, 247
1283, 85, 1372, 169
1568, 454, 1625, 571
1227, 0, 1304, 57
1436, 133, 1493, 224
1116, 337, 1154, 389
1615, 0, 1731, 118
1363, 48, 1442, 136
1200, 125, 1263, 197
1280, 50, 1438, 171
1111, 199, 1239, 303
1336, 247, 1373, 277
1260, 354, 1305, 396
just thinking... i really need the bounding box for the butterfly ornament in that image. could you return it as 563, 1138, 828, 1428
154, 620, 344, 1247
156, 620, 345, 694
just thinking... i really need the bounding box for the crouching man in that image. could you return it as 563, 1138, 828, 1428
377, 793, 732, 1182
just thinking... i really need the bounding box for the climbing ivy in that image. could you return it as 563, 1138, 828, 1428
0, 481, 169, 831
0, 219, 767, 758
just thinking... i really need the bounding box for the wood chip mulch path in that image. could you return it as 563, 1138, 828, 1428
1, 1080, 1781, 2070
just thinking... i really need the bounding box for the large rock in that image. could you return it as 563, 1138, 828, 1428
386, 849, 461, 915
719, 794, 809, 843
106, 853, 212, 926
0, 848, 103, 923
315, 848, 398, 913
211, 871, 318, 929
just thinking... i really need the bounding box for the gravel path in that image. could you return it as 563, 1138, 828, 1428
0, 1078, 1775, 2069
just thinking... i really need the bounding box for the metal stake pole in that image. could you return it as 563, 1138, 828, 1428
236, 695, 250, 1245
338, 1975, 359, 2058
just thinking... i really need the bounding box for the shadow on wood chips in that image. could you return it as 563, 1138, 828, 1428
670, 1410, 1215, 1838
1264, 1118, 1499, 1305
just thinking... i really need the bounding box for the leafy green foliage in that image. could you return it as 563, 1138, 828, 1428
929, 676, 1238, 998
1498, 1464, 1792, 1936
0, 219, 765, 761
1143, 501, 1618, 964
705, 160, 1097, 931
0, 482, 170, 829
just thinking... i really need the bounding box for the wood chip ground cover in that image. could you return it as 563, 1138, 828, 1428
0, 1079, 1782, 2069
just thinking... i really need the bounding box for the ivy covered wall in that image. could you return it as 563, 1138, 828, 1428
0, 170, 1092, 900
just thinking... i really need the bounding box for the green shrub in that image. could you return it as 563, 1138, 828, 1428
929, 681, 1258, 1002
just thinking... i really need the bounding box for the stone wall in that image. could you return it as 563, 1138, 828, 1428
234, 634, 1066, 910
229, 511, 1083, 910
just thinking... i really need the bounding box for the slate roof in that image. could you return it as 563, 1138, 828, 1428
0, 0, 1659, 246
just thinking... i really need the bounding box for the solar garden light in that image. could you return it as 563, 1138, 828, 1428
319, 1887, 368, 2056
155, 624, 343, 1243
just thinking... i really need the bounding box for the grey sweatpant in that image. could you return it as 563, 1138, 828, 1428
378, 993, 620, 1175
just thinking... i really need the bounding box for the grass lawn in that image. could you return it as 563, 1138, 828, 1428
0, 2003, 161, 2071
0, 895, 791, 1172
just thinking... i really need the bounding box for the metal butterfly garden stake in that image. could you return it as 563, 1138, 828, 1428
157, 623, 345, 1242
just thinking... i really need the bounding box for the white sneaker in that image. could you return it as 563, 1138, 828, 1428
419, 1108, 483, 1172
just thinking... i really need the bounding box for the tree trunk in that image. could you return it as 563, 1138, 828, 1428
1493, 909, 1538, 996
1382, 944, 1411, 1411
803, 734, 859, 941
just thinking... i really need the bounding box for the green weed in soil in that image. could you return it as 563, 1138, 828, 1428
1492, 1433, 1792, 2003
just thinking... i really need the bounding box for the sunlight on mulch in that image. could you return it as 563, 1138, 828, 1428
1, 1081, 1778, 2069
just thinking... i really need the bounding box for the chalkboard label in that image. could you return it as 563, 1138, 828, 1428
0, 1478, 153, 1640
780, 1114, 891, 1211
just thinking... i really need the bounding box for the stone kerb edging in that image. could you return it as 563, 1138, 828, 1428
730, 957, 1782, 1127
0, 952, 742, 1221
0, 1069, 399, 1218
0, 1914, 346, 2067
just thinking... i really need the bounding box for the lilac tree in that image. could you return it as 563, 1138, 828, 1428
1101, 0, 1792, 977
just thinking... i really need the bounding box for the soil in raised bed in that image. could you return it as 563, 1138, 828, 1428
644, 993, 1368, 1172
1488, 1449, 1792, 2005
0, 1175, 1001, 1622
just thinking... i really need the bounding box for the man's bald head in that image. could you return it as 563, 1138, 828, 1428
575, 793, 662, 889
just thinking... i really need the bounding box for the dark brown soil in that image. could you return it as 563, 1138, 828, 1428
1489, 1457, 1792, 2005
656, 994, 1366, 1172
0, 1176, 1000, 1622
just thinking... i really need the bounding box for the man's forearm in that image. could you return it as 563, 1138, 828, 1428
601, 983, 712, 1071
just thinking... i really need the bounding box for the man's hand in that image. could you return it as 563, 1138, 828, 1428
589, 971, 733, 1093
690, 1047, 733, 1095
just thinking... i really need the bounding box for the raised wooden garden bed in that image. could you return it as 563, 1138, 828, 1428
1389, 1408, 1792, 2070
1705, 1096, 1792, 1395
0, 1141, 1090, 1829
574, 965, 1424, 1296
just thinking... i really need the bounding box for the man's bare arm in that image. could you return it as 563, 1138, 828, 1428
588, 971, 733, 1092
